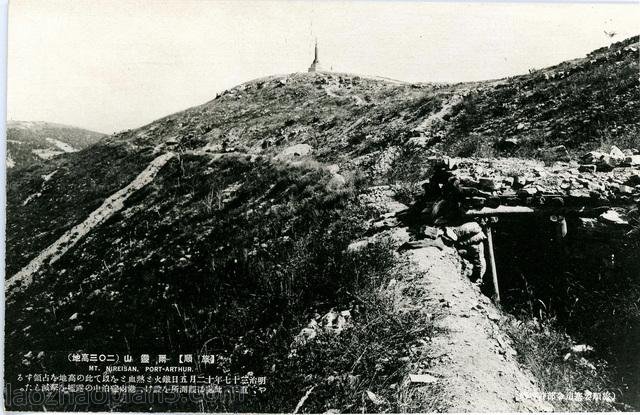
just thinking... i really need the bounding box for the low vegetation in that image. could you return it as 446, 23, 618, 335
6, 155, 433, 411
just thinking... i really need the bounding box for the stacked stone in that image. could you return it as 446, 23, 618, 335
430, 156, 640, 226
579, 145, 640, 172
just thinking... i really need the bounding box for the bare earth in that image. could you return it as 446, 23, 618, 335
393, 243, 553, 412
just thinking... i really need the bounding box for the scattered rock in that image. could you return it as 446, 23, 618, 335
479, 177, 500, 191
487, 312, 501, 322
624, 155, 640, 166
280, 143, 312, 157
570, 344, 594, 353
327, 174, 346, 191
326, 164, 340, 174
538, 145, 570, 162
610, 145, 625, 159
578, 164, 596, 173
619, 185, 634, 194
365, 390, 386, 405
598, 209, 629, 225
408, 373, 439, 384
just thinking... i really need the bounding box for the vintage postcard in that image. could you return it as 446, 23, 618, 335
4, 0, 640, 412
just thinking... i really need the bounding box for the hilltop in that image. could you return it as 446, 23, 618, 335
4, 36, 640, 412
114, 36, 637, 152
6, 121, 105, 170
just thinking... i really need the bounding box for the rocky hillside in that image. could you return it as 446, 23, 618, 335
443, 36, 640, 158
100, 35, 638, 177
6, 121, 105, 169
7, 36, 638, 279
5, 36, 639, 411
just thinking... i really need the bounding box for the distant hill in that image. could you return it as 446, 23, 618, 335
6, 121, 105, 170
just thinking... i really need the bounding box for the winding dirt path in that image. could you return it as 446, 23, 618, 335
414, 94, 463, 132
6, 152, 175, 298
358, 186, 552, 412
393, 244, 553, 412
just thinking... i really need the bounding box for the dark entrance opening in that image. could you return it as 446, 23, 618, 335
490, 214, 640, 409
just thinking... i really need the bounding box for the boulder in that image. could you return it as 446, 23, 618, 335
280, 143, 312, 157
538, 145, 570, 162
321, 310, 351, 334
421, 226, 439, 240
581, 151, 605, 164
624, 155, 640, 166
571, 344, 595, 353
578, 164, 597, 173
518, 187, 538, 196
598, 209, 629, 225
327, 174, 346, 191
326, 164, 340, 174
596, 155, 621, 171
479, 177, 500, 191
497, 138, 520, 150
578, 218, 598, 228
619, 185, 634, 195
610, 145, 625, 159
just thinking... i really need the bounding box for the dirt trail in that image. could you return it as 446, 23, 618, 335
414, 94, 463, 132
358, 186, 552, 412
394, 245, 553, 412
6, 152, 175, 298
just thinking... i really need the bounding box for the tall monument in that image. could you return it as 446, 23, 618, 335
307, 40, 325, 73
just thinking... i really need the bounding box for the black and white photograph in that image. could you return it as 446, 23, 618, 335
3, 0, 640, 412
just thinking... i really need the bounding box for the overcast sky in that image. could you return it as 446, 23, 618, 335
7, 0, 639, 134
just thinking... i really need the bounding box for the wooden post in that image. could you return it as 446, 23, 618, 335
485, 225, 500, 304
550, 215, 567, 240
550, 215, 568, 257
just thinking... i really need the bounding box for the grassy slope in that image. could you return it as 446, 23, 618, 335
110, 73, 451, 162
443, 36, 640, 157
5, 154, 415, 411
6, 142, 156, 276
8, 37, 637, 277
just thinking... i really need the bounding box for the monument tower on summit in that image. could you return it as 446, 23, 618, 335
307, 40, 325, 73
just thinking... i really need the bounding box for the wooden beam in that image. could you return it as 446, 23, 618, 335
465, 206, 536, 217
464, 204, 626, 219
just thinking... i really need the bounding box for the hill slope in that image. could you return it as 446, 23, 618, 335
6, 121, 105, 170
4, 36, 640, 411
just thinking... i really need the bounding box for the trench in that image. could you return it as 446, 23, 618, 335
488, 214, 640, 409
